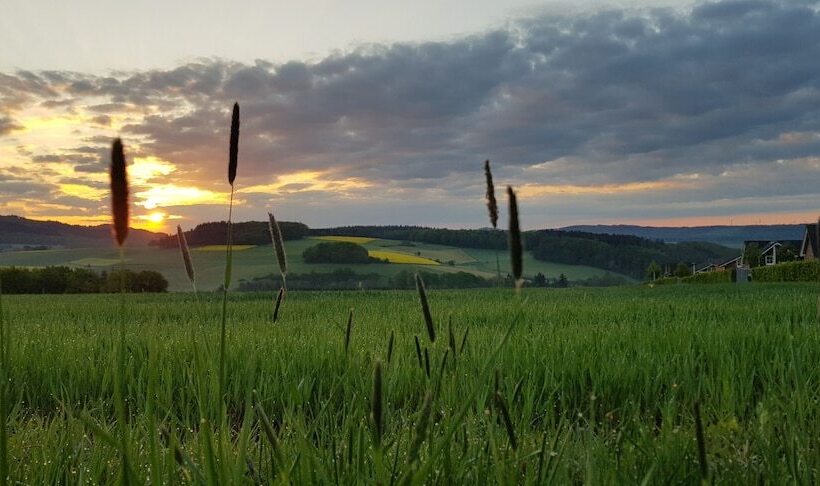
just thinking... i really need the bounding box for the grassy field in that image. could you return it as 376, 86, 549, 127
0, 283, 818, 482
0, 237, 620, 291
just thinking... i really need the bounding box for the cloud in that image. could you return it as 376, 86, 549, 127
1, 0, 819, 229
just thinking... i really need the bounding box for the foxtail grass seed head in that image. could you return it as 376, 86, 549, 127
507, 186, 523, 290
268, 211, 288, 277
110, 139, 129, 247
387, 330, 395, 364
414, 335, 423, 369
372, 360, 383, 447
415, 273, 436, 342
344, 308, 353, 354
177, 225, 195, 284
484, 160, 498, 229
272, 287, 284, 323
228, 102, 240, 185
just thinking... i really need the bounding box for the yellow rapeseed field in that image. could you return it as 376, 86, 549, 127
314, 236, 376, 244
368, 250, 440, 265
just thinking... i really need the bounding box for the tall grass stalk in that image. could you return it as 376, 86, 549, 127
110, 138, 134, 484
177, 225, 196, 294
219, 102, 240, 419
415, 273, 436, 342
268, 211, 288, 290
0, 274, 7, 486
507, 186, 523, 291
484, 160, 501, 284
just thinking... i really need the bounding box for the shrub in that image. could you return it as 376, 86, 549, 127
752, 261, 820, 282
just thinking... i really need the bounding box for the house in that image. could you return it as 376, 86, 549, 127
742, 240, 802, 266
718, 256, 742, 271
743, 240, 781, 266
800, 223, 818, 261
695, 263, 717, 273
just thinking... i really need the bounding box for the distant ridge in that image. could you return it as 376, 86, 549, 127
560, 224, 806, 248
0, 215, 166, 249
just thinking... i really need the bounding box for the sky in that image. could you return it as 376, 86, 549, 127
1, 0, 819, 233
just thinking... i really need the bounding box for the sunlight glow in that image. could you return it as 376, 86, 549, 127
241, 170, 372, 195
135, 184, 230, 209
517, 180, 686, 198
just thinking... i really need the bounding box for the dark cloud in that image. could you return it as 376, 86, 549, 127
2, 0, 820, 227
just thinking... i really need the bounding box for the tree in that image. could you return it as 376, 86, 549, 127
674, 262, 691, 278
744, 244, 762, 268
302, 242, 381, 264
533, 272, 547, 287
557, 273, 569, 288
646, 261, 662, 281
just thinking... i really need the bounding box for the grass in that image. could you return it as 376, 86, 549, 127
0, 283, 818, 482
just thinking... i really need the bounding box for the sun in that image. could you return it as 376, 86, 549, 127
147, 212, 166, 224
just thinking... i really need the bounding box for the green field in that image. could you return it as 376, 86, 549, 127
0, 284, 818, 482
0, 238, 621, 291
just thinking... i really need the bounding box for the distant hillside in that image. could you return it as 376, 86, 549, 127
312, 225, 738, 279
0, 215, 164, 249
151, 220, 309, 248
561, 224, 806, 248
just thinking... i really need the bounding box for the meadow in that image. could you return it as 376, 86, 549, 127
1, 283, 818, 483
0, 237, 618, 291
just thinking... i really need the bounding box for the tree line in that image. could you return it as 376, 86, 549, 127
0, 266, 168, 294
151, 220, 309, 248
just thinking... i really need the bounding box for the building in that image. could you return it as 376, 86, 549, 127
800, 223, 818, 261
743, 240, 802, 266
718, 256, 742, 271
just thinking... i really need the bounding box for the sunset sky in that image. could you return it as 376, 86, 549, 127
1, 0, 819, 233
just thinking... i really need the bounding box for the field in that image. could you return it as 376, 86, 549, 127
0, 238, 621, 291
0, 283, 819, 482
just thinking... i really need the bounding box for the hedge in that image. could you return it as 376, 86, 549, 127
752, 261, 820, 282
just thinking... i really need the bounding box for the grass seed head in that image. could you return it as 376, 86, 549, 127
110, 138, 129, 247
176, 225, 195, 284
507, 186, 523, 290
484, 160, 498, 229
344, 308, 353, 354
228, 102, 240, 185
415, 273, 436, 342
268, 211, 288, 278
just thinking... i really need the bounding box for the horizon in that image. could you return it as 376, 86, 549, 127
2, 0, 819, 232
5, 212, 816, 237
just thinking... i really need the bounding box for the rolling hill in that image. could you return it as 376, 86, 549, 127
562, 224, 806, 248
0, 215, 164, 248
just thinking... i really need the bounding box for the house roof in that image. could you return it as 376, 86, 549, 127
719, 256, 742, 267
743, 240, 782, 254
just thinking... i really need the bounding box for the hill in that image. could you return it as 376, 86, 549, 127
0, 215, 164, 249
561, 224, 806, 248
312, 226, 738, 279
0, 236, 621, 291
